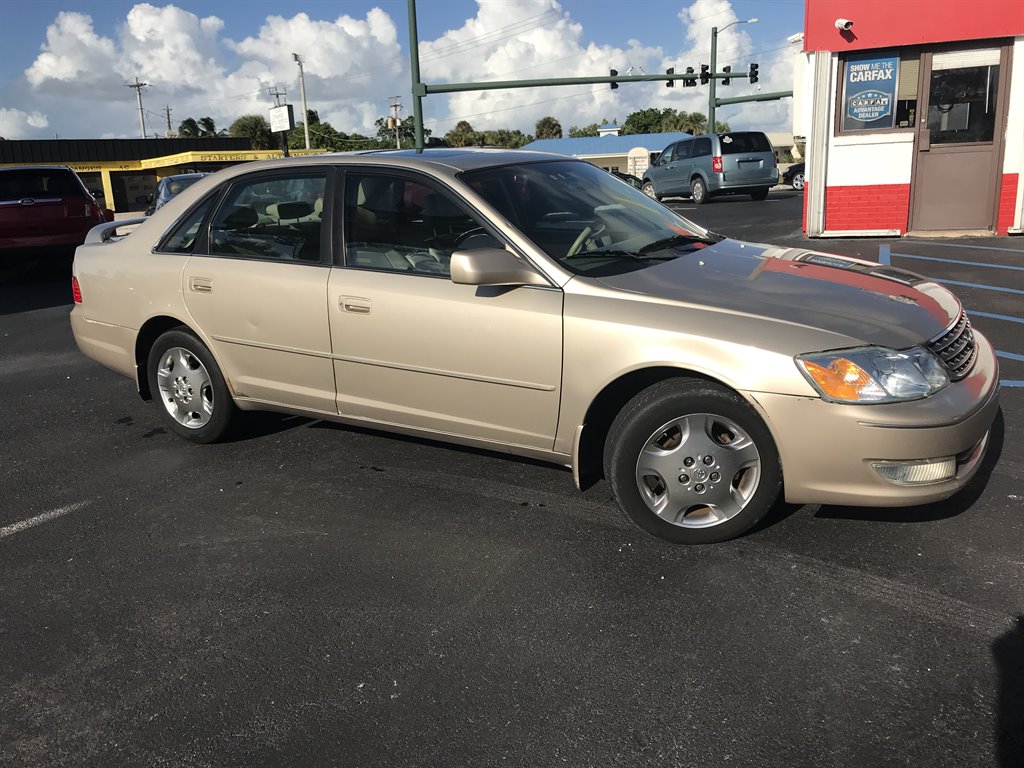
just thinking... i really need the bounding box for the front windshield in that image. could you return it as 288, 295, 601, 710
461, 160, 721, 276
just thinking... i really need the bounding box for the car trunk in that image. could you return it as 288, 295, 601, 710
719, 132, 776, 184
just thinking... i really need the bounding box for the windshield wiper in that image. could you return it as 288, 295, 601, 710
567, 248, 677, 261
637, 233, 705, 254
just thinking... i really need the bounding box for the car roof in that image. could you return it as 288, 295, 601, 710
206, 148, 577, 180
0, 165, 77, 173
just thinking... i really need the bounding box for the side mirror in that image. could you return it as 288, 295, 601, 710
450, 247, 549, 287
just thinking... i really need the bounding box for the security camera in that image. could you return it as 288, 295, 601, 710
834, 18, 854, 30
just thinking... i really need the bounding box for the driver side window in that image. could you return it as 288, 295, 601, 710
343, 173, 496, 276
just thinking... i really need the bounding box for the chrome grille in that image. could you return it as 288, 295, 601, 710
927, 312, 977, 381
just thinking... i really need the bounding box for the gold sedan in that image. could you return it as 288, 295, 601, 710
70, 151, 999, 544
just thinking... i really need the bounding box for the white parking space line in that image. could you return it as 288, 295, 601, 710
0, 501, 91, 540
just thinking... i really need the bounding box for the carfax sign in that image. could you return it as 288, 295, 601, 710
843, 52, 899, 131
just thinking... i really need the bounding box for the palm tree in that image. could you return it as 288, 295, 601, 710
229, 115, 273, 149
534, 116, 562, 139
177, 118, 200, 138
197, 117, 223, 137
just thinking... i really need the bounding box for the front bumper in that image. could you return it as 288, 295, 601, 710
747, 331, 1000, 507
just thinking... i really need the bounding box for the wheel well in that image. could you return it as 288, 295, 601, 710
134, 316, 189, 400
577, 366, 720, 483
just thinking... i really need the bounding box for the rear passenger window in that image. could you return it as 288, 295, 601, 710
691, 138, 712, 157
206, 174, 327, 262
343, 173, 496, 276
674, 141, 694, 159
719, 132, 773, 154
159, 196, 215, 254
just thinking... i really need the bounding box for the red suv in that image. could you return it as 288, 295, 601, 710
0, 166, 106, 262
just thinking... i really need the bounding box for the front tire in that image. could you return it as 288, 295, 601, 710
604, 379, 781, 544
690, 177, 708, 205
147, 329, 238, 443
642, 181, 661, 201
791, 172, 805, 191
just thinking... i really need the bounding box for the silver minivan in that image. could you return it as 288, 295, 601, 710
642, 132, 779, 204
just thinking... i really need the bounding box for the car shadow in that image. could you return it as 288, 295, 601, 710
814, 407, 1006, 523
993, 616, 1024, 767
0, 257, 74, 315
226, 412, 317, 443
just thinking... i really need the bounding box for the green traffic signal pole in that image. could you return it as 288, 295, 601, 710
408, 0, 424, 151
406, 0, 785, 151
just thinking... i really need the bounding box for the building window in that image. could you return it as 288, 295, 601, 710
927, 49, 1000, 145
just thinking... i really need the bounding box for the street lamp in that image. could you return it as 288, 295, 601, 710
293, 52, 310, 150
709, 18, 757, 132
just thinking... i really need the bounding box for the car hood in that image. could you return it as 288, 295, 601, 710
594, 240, 961, 348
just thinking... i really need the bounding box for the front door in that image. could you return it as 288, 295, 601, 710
328, 170, 563, 450
909, 44, 1010, 232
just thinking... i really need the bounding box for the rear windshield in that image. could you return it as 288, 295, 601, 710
719, 132, 773, 154
0, 169, 83, 201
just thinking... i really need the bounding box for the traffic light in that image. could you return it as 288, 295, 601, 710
748, 62, 759, 84
610, 69, 618, 90
722, 65, 732, 86
685, 66, 695, 87
666, 67, 674, 87
700, 64, 709, 85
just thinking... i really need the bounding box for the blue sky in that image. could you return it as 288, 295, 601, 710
1, 0, 805, 140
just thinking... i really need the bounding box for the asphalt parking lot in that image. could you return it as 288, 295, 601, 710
2, 190, 1022, 768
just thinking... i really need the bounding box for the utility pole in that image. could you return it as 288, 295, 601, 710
268, 85, 287, 106
292, 53, 310, 150
126, 77, 149, 139
164, 105, 173, 137
388, 96, 403, 149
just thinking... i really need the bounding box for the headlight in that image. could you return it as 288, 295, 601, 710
795, 346, 949, 404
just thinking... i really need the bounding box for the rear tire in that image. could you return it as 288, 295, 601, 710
604, 379, 782, 544
750, 187, 770, 201
690, 177, 708, 205
147, 329, 238, 444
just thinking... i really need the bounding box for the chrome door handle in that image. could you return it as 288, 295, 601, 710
189, 276, 212, 293
340, 296, 371, 314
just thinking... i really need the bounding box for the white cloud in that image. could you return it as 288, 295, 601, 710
25, 11, 117, 88
6, 0, 792, 141
0, 108, 49, 139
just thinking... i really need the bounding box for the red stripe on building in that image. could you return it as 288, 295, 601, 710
996, 174, 1019, 235
824, 184, 911, 233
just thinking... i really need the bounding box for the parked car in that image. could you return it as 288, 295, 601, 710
783, 162, 806, 191
140, 173, 208, 215
642, 131, 779, 204
70, 150, 998, 544
0, 165, 106, 261
608, 169, 644, 189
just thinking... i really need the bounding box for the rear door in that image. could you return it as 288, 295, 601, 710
180, 168, 337, 413
719, 132, 777, 185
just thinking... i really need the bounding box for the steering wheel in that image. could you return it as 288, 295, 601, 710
565, 223, 607, 258
453, 227, 486, 248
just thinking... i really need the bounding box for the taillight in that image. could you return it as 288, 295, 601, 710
712, 156, 723, 173
72, 276, 82, 303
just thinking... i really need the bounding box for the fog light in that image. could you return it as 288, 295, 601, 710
872, 457, 956, 485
